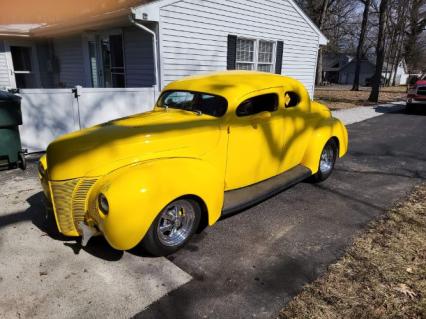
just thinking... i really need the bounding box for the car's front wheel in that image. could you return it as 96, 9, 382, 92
310, 139, 338, 183
141, 198, 201, 256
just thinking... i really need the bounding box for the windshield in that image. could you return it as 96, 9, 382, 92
157, 91, 228, 117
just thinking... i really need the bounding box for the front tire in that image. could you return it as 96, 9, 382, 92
141, 198, 201, 256
310, 139, 338, 183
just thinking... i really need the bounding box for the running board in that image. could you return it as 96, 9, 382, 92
221, 165, 312, 216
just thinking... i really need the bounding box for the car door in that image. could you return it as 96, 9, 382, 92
225, 89, 285, 190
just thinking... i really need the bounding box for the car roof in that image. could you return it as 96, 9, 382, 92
163, 71, 303, 106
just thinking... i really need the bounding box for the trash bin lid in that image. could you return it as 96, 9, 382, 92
0, 90, 21, 103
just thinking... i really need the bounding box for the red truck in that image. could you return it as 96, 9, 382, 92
407, 74, 426, 109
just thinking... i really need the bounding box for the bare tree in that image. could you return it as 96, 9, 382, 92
405, 0, 426, 72
316, 0, 330, 85
390, 2, 409, 85
352, 0, 371, 91
369, 0, 389, 102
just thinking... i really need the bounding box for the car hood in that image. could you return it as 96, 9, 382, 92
46, 109, 222, 180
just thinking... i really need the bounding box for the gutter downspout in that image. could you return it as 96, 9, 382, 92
129, 14, 160, 92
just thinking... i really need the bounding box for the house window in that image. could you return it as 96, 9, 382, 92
236, 38, 275, 73
236, 39, 255, 70
257, 41, 274, 72
88, 33, 125, 88
10, 46, 35, 88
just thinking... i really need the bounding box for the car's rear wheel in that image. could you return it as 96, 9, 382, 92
310, 139, 338, 183
141, 198, 201, 256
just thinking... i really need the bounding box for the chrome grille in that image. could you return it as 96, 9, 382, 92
50, 178, 98, 235
50, 179, 79, 234
72, 179, 98, 229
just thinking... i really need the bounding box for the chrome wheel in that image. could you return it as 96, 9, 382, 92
156, 200, 196, 247
319, 142, 335, 174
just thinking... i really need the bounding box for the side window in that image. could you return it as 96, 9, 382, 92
236, 93, 278, 117
284, 91, 300, 108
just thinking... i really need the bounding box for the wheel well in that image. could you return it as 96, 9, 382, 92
330, 136, 340, 156
178, 194, 209, 233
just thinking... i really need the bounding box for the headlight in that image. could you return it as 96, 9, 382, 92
98, 193, 109, 215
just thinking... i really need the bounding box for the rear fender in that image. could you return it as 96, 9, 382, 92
89, 158, 224, 250
301, 117, 348, 174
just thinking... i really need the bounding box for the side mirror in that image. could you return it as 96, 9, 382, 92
251, 111, 272, 122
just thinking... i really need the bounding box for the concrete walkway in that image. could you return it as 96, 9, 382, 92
331, 101, 406, 125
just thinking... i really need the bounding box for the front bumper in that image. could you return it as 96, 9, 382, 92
407, 95, 426, 105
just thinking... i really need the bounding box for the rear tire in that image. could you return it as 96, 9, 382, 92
141, 198, 201, 256
310, 139, 338, 183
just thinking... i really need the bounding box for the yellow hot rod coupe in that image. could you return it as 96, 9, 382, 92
39, 71, 348, 256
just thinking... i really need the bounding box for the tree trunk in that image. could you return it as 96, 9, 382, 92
392, 31, 406, 86
368, 0, 389, 102
352, 0, 371, 91
386, 1, 406, 86
315, 0, 330, 86
316, 48, 324, 85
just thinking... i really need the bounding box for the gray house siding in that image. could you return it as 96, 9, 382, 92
123, 26, 156, 87
53, 35, 87, 87
36, 41, 55, 88
339, 61, 375, 86
157, 0, 320, 97
0, 40, 11, 88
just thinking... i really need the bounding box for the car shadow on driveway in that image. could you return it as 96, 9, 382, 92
2, 191, 125, 261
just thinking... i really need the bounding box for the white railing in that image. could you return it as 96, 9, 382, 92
19, 86, 157, 152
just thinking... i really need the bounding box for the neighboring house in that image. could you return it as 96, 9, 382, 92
322, 55, 409, 86
382, 59, 409, 85
323, 53, 353, 84
0, 0, 327, 151
338, 59, 376, 86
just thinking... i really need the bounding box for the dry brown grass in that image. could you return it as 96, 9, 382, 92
279, 183, 426, 319
315, 85, 407, 110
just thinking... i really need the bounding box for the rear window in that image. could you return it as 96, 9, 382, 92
157, 91, 228, 117
236, 93, 278, 117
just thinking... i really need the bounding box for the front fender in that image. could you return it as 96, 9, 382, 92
301, 117, 348, 174
89, 158, 224, 250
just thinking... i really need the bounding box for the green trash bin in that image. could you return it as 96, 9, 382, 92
0, 90, 26, 170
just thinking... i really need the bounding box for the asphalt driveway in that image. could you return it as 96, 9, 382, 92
0, 107, 425, 319
137, 108, 426, 319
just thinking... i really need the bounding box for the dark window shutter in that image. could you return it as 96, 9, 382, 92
227, 35, 237, 70
275, 41, 284, 74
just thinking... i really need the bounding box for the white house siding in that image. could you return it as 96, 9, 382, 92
123, 26, 156, 87
0, 40, 12, 88
53, 35, 87, 87
158, 0, 320, 97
